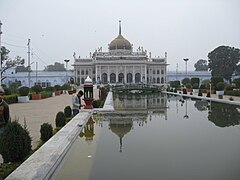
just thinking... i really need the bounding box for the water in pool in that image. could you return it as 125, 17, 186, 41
53, 93, 240, 180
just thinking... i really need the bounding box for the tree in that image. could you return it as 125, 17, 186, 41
208, 46, 240, 82
44, 62, 66, 71
1, 46, 25, 82
194, 59, 208, 71
181, 77, 190, 86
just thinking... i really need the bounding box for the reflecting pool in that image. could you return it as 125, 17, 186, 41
52, 94, 240, 180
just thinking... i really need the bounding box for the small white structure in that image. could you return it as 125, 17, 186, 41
2, 67, 74, 88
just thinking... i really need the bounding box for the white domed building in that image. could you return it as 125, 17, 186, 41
73, 21, 168, 86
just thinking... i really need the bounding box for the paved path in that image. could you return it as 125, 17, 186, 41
9, 94, 72, 149
8, 87, 100, 150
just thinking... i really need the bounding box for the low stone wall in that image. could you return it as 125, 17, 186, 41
6, 110, 92, 180
164, 92, 240, 106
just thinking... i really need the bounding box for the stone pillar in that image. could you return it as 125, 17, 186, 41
83, 76, 93, 109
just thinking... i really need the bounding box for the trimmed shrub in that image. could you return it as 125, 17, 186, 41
54, 85, 61, 91
211, 77, 223, 87
40, 91, 52, 99
31, 85, 43, 94
55, 111, 66, 127
3, 94, 18, 104
225, 84, 233, 91
186, 83, 192, 89
191, 78, 200, 86
18, 86, 29, 96
40, 123, 53, 142
45, 86, 54, 92
216, 82, 225, 91
170, 80, 180, 88
64, 106, 72, 118
0, 121, 32, 163
193, 83, 199, 89
93, 99, 105, 108
181, 78, 191, 86
3, 87, 11, 95
200, 84, 205, 89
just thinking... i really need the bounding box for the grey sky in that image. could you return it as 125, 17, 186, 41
0, 0, 239, 71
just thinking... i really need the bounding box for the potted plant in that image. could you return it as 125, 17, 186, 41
216, 82, 225, 96
31, 85, 42, 100
186, 83, 192, 92
17, 86, 30, 103
54, 85, 61, 96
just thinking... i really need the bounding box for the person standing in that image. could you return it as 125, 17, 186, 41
72, 90, 84, 117
0, 86, 10, 134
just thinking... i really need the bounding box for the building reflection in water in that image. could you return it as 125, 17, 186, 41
109, 118, 133, 152
92, 93, 168, 152
79, 116, 95, 142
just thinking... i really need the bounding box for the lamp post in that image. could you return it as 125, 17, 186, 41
183, 58, 189, 77
64, 59, 70, 84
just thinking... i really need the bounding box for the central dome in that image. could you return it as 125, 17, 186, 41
109, 21, 132, 51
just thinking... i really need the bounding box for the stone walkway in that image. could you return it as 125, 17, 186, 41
9, 94, 72, 149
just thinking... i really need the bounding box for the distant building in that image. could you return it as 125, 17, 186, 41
3, 67, 72, 87
167, 70, 211, 83
73, 21, 168, 86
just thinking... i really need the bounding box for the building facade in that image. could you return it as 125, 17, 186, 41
73, 21, 168, 86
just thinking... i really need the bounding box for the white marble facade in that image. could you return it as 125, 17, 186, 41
73, 21, 168, 86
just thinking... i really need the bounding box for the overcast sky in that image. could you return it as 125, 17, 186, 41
0, 0, 239, 71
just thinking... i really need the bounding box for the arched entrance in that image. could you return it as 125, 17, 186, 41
127, 73, 133, 83
118, 73, 124, 83
110, 73, 116, 83
102, 73, 108, 84
135, 73, 141, 83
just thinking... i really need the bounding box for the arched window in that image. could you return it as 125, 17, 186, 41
135, 73, 141, 83
110, 73, 116, 83
127, 73, 133, 83
153, 78, 156, 83
81, 78, 85, 84
161, 77, 164, 83
102, 73, 108, 84
77, 77, 80, 83
157, 78, 160, 83
118, 73, 124, 83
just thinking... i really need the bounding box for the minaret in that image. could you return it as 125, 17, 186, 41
119, 20, 121, 35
